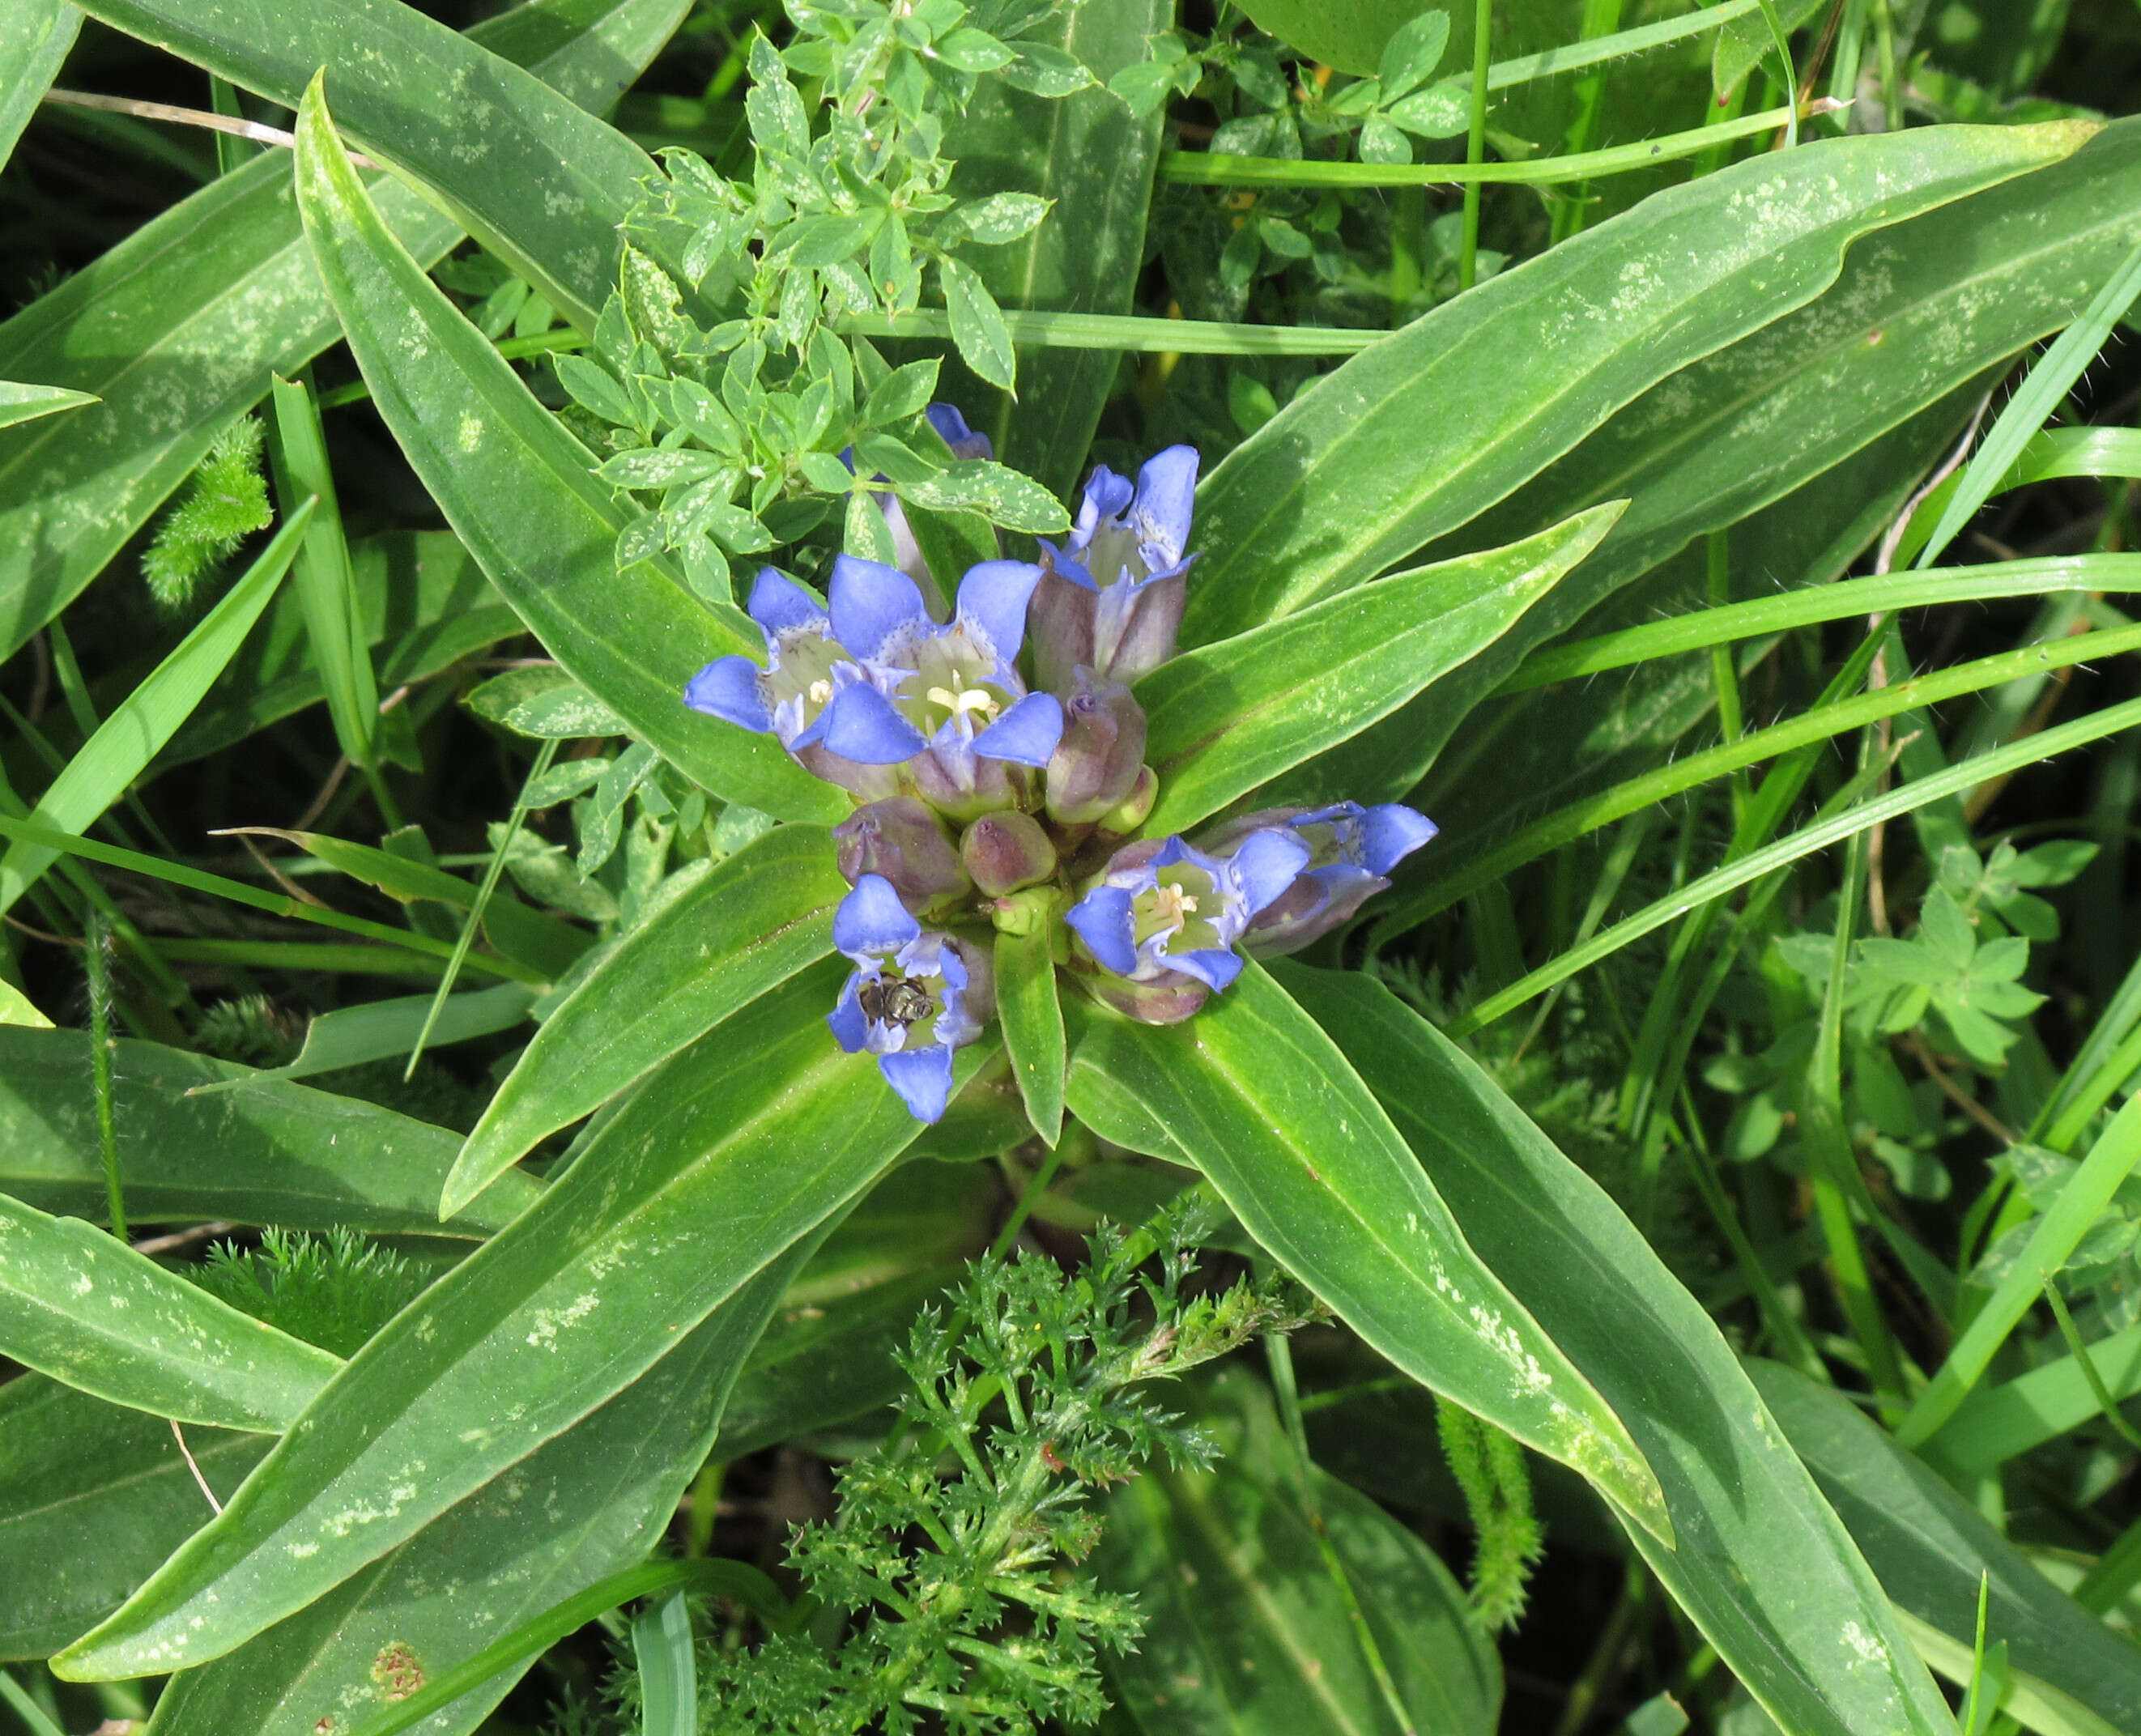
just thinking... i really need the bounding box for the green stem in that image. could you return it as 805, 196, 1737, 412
1458, 0, 1494, 291
2044, 1283, 2141, 1452
404, 738, 559, 1078
85, 914, 125, 1244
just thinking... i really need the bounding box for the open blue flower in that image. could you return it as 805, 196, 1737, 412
1066, 829, 1309, 995
1030, 445, 1199, 693
815, 553, 1064, 820
683, 568, 896, 801
1202, 801, 1439, 956
827, 874, 985, 1123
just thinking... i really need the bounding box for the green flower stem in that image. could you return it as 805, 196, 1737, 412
1160, 102, 1828, 190
86, 913, 124, 1244
1459, 0, 1494, 291
402, 736, 559, 1078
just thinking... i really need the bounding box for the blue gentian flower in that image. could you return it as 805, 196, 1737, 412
1202, 801, 1439, 956
815, 553, 1064, 821
683, 568, 897, 802
1030, 445, 1199, 694
1066, 829, 1309, 998
827, 874, 986, 1123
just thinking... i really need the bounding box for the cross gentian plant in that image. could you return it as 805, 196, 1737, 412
684, 412, 1437, 1124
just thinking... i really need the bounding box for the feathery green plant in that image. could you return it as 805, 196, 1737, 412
696, 1210, 1311, 1735
139, 414, 273, 610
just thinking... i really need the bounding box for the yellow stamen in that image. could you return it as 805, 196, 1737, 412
807, 679, 832, 705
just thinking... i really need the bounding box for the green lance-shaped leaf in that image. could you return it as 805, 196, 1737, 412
0, 0, 687, 663
1301, 117, 2141, 811
292, 78, 841, 823
0, 1377, 274, 1662
939, 0, 1170, 501
994, 925, 1066, 1148
1752, 1360, 2141, 1736
1275, 964, 1956, 1736
1137, 504, 1619, 839
0, 500, 311, 916
1185, 120, 2092, 649
53, 965, 956, 1680
143, 1249, 805, 1736
0, 383, 95, 431
1063, 966, 1670, 1541
1097, 1368, 1501, 1736
73, 0, 662, 328
0, 1027, 536, 1238
0, 1193, 339, 1434
0, 0, 78, 173
446, 825, 848, 1212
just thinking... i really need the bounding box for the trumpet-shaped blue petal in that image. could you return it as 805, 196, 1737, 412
830, 554, 928, 662
833, 874, 921, 961
879, 1045, 956, 1123
954, 560, 1045, 663
746, 568, 828, 638
683, 655, 773, 734
1171, 947, 1244, 993
1359, 803, 1441, 876
1066, 886, 1138, 977
973, 691, 1063, 768
1233, 828, 1315, 917
1128, 445, 1198, 564
821, 681, 930, 765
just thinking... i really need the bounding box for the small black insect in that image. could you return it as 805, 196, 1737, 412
858, 973, 933, 1029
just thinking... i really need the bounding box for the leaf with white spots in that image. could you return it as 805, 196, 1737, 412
1063, 965, 1671, 1542
1278, 964, 1960, 1736
0, 1193, 339, 1434
0, 0, 696, 661
52, 965, 971, 1681
290, 73, 842, 822
1187, 120, 2094, 646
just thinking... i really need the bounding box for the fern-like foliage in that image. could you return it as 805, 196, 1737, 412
1437, 1397, 1544, 1632
191, 994, 301, 1068
700, 1211, 1312, 1735
142, 413, 272, 608
188, 1227, 428, 1358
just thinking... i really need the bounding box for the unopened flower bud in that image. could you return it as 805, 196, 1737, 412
960, 809, 1058, 896
1097, 765, 1158, 836
835, 798, 970, 913
1045, 674, 1147, 826
1079, 966, 1209, 1025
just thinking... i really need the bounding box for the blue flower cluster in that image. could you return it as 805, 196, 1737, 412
687, 415, 1437, 1122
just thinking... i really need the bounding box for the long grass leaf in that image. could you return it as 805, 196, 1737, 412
1440, 694, 2141, 1033
0, 500, 313, 915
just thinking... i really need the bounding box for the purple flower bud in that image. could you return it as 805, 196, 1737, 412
1200, 801, 1439, 957
1081, 967, 1210, 1025
1029, 446, 1199, 693
878, 405, 997, 611
1045, 674, 1148, 827
960, 810, 1058, 896
834, 798, 971, 913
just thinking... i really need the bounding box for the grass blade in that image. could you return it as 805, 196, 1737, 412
1439, 693, 2141, 1032
0, 499, 313, 916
